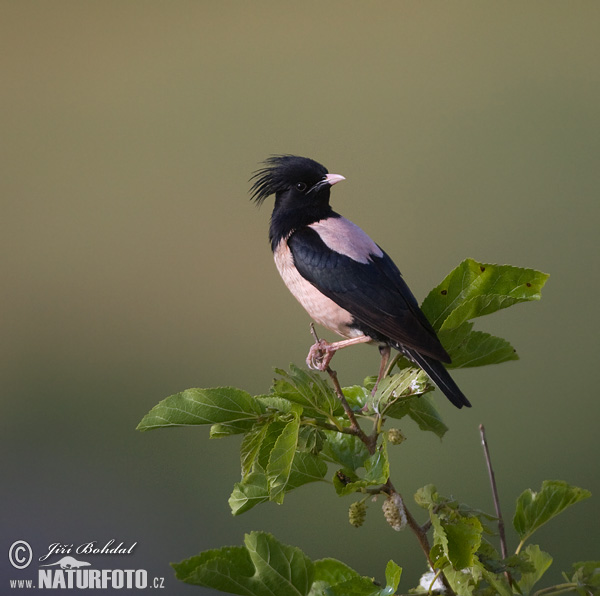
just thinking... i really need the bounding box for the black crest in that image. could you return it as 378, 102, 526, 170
250, 155, 328, 205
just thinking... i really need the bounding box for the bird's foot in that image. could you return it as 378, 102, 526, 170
306, 340, 337, 371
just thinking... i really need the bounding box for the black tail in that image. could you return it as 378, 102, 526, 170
403, 348, 471, 409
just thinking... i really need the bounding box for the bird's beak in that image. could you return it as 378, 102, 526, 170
324, 174, 346, 186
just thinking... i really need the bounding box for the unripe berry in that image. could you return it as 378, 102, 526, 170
348, 500, 367, 528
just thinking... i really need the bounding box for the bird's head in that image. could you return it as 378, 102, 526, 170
250, 155, 345, 211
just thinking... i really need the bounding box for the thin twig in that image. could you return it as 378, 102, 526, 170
479, 424, 512, 586
325, 365, 375, 452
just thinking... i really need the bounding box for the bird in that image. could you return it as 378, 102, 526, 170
250, 155, 471, 409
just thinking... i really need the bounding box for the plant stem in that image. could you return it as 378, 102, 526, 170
383, 480, 455, 595
479, 424, 513, 586
532, 583, 579, 596
325, 365, 376, 453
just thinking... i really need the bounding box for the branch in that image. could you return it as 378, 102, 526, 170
479, 424, 512, 586
384, 480, 455, 596
324, 365, 376, 453
323, 363, 456, 595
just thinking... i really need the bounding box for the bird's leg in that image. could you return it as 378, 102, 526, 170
371, 344, 391, 396
307, 325, 373, 371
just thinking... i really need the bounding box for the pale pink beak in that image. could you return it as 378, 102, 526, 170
324, 174, 346, 186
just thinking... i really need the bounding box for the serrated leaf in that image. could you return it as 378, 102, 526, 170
513, 480, 591, 544
313, 558, 360, 585
229, 467, 269, 515
431, 512, 483, 571
331, 445, 390, 496
137, 386, 264, 433
414, 484, 441, 509
173, 531, 314, 596
342, 385, 370, 411
430, 513, 449, 569
421, 259, 549, 332
256, 395, 298, 413
230, 452, 327, 516
267, 418, 300, 503
443, 564, 481, 596
364, 438, 389, 484
407, 395, 448, 438
387, 394, 448, 438
373, 369, 432, 416
481, 571, 513, 596
444, 517, 483, 570
322, 431, 371, 471
297, 426, 325, 455
438, 324, 519, 369
323, 577, 381, 596
570, 561, 600, 592
257, 420, 287, 469
241, 422, 271, 479
332, 469, 369, 496
383, 560, 402, 595
517, 545, 553, 595
273, 365, 343, 419
287, 451, 328, 490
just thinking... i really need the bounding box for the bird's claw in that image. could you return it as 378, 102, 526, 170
306, 340, 337, 371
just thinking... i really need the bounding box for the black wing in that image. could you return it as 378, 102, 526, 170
288, 226, 450, 362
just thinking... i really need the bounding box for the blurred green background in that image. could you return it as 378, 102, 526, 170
2, 2, 599, 594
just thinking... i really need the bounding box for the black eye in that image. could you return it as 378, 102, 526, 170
295, 182, 307, 192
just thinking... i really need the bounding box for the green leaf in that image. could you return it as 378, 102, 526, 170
373, 369, 432, 416
322, 431, 371, 471
267, 418, 301, 503
481, 571, 513, 596
517, 545, 553, 595
321, 577, 381, 596
137, 386, 264, 433
475, 541, 532, 579
406, 395, 448, 438
310, 558, 380, 596
229, 468, 269, 515
387, 393, 448, 438
312, 558, 360, 586
257, 420, 288, 469
430, 511, 483, 573
570, 561, 600, 593
297, 426, 325, 455
256, 395, 298, 414
273, 365, 343, 419
332, 469, 369, 497
230, 452, 327, 516
414, 484, 444, 510
437, 323, 519, 369
287, 451, 328, 492
364, 438, 389, 485
241, 422, 271, 479
342, 385, 370, 411
330, 440, 389, 496
444, 516, 483, 570
331, 441, 390, 496
383, 560, 402, 595
513, 480, 591, 545
310, 559, 361, 595
173, 531, 314, 596
421, 259, 549, 331
443, 564, 481, 596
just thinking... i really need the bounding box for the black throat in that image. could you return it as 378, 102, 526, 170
268, 199, 336, 251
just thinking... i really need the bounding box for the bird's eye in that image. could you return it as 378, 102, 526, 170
295, 182, 307, 192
